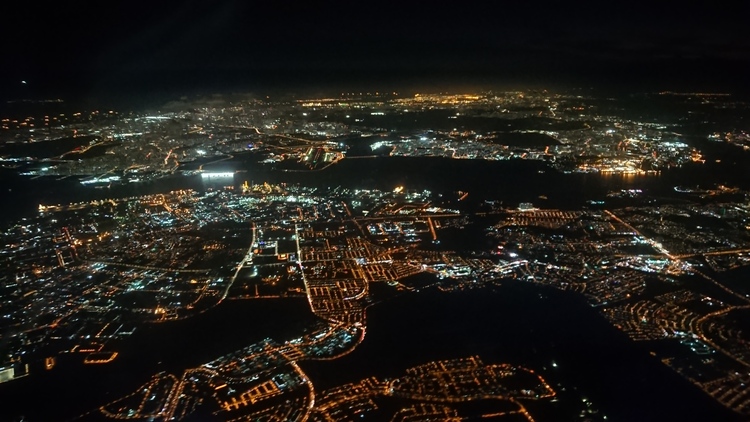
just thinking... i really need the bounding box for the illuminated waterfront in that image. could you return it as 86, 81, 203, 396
0, 299, 315, 421
302, 285, 741, 421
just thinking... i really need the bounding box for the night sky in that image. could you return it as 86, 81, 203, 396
2, 1, 749, 104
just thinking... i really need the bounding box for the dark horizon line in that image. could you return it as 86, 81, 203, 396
2, 63, 749, 111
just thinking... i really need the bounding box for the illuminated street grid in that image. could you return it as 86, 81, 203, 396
78, 185, 750, 418
1, 84, 750, 422
0, 185, 453, 362
309, 356, 555, 421
2, 175, 750, 417
99, 351, 558, 421
475, 203, 750, 415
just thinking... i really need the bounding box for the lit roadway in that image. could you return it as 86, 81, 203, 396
290, 360, 315, 422
353, 213, 462, 221
84, 260, 210, 273
605, 209, 750, 303
58, 139, 112, 159
197, 153, 234, 171
692, 304, 750, 369
674, 248, 750, 259
295, 223, 314, 312
157, 330, 332, 421
310, 323, 366, 361
294, 221, 369, 355
221, 222, 256, 302
689, 266, 750, 304
604, 210, 675, 258
427, 217, 438, 241
606, 208, 750, 372
385, 368, 550, 422
161, 368, 212, 421
99, 373, 179, 420
216, 125, 262, 135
